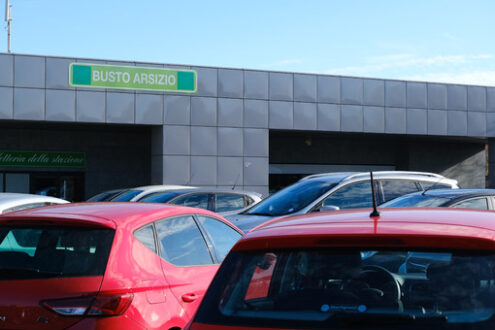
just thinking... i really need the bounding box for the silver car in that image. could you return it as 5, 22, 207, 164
227, 171, 459, 232
0, 193, 69, 214
137, 188, 262, 216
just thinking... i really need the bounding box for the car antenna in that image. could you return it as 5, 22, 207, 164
370, 171, 380, 218
232, 173, 240, 190
421, 177, 444, 196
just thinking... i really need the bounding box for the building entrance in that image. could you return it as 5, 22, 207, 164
269, 130, 487, 192
0, 171, 84, 201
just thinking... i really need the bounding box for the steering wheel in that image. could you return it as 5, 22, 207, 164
358, 265, 401, 303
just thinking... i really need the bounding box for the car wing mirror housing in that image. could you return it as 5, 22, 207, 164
320, 205, 340, 212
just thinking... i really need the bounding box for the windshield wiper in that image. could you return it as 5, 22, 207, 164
331, 311, 447, 326
245, 212, 273, 216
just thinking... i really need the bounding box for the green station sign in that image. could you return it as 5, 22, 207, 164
0, 151, 86, 168
69, 63, 197, 93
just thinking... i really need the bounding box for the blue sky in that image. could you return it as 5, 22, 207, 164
2, 0, 495, 85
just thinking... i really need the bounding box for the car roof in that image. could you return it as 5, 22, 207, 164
0, 193, 69, 210
300, 171, 458, 186
299, 172, 357, 182
132, 185, 197, 191
405, 188, 495, 199
301, 171, 457, 186
0, 202, 230, 231
235, 208, 495, 251
146, 188, 262, 197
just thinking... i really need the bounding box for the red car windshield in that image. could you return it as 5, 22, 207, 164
0, 226, 114, 280
195, 248, 495, 329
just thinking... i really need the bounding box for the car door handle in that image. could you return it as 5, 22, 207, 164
182, 293, 198, 302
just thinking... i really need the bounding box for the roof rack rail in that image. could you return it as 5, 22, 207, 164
299, 172, 357, 181
340, 171, 445, 183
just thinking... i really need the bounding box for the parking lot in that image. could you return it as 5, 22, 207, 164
2, 2, 495, 328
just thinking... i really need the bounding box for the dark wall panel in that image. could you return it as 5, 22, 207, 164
270, 130, 486, 189
0, 122, 151, 199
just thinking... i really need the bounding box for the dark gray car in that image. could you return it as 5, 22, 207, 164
381, 189, 495, 210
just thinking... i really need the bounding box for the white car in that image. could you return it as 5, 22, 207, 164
0, 193, 69, 214
109, 185, 197, 202
137, 188, 263, 216
228, 171, 459, 232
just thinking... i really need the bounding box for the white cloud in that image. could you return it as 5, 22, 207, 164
324, 54, 495, 86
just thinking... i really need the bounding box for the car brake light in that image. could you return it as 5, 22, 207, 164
87, 294, 133, 316
42, 293, 133, 317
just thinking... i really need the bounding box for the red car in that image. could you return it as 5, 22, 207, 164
187, 208, 495, 330
0, 202, 243, 329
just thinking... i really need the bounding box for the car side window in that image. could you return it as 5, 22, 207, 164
134, 224, 157, 254
155, 215, 214, 266
215, 194, 246, 213
379, 180, 420, 203
420, 182, 453, 190
197, 216, 242, 261
322, 181, 373, 210
171, 193, 209, 209
245, 196, 254, 206
452, 198, 489, 210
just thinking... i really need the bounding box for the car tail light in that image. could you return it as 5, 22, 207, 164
42, 293, 133, 316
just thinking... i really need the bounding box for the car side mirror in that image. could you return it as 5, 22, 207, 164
320, 205, 340, 212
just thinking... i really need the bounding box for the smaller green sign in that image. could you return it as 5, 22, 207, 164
0, 151, 86, 168
69, 63, 197, 93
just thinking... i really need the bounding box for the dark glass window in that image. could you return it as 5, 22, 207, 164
215, 194, 246, 213
197, 216, 242, 261
381, 194, 449, 208
420, 182, 454, 190
155, 215, 213, 266
322, 181, 373, 210
452, 198, 489, 210
196, 248, 495, 329
0, 226, 114, 280
134, 224, 156, 253
247, 179, 339, 216
380, 180, 420, 203
111, 189, 143, 201
138, 191, 182, 203
171, 193, 209, 209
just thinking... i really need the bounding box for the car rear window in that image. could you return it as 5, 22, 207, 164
382, 194, 450, 208
215, 194, 246, 213
0, 226, 114, 280
196, 248, 495, 329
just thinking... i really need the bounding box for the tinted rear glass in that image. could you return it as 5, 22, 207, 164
0, 226, 114, 280
196, 248, 495, 329
382, 194, 450, 208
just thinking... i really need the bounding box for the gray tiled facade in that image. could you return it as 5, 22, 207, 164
0, 53, 493, 196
